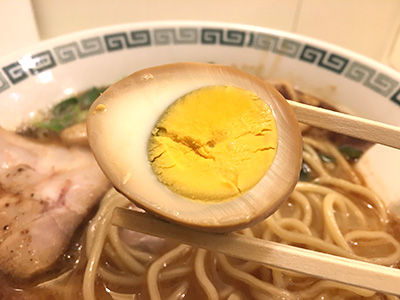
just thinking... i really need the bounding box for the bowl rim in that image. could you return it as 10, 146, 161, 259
1, 20, 399, 114
0, 20, 399, 79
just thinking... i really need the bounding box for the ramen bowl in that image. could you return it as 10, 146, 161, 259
1, 21, 400, 299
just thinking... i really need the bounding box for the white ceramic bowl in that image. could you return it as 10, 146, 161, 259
1, 21, 399, 210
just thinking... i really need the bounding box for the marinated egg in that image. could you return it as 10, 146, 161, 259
87, 62, 302, 232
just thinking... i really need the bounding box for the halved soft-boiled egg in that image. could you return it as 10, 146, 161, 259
87, 62, 302, 232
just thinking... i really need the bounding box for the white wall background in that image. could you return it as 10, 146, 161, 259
1, 0, 400, 70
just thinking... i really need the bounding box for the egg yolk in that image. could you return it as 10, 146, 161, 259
148, 85, 278, 202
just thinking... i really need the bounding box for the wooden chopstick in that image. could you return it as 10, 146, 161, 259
288, 100, 400, 150
112, 207, 400, 296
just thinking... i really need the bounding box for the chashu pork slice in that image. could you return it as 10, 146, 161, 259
0, 127, 110, 278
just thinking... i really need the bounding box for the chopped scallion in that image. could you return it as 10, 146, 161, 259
299, 161, 312, 182
338, 145, 363, 161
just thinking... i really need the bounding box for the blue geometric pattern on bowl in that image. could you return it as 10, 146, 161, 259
1, 26, 399, 106
54, 37, 105, 64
